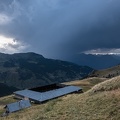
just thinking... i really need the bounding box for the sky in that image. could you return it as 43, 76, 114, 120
0, 0, 120, 69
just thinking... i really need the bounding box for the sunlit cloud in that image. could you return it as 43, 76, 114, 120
0, 35, 28, 54
82, 48, 120, 56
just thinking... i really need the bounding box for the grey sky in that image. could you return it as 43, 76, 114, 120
0, 0, 120, 68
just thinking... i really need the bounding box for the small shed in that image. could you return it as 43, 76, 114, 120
4, 100, 31, 114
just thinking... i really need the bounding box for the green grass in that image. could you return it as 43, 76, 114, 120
0, 95, 16, 106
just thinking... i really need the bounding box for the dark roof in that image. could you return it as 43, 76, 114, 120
5, 100, 31, 113
14, 86, 82, 102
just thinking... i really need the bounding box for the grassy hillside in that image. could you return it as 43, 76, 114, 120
0, 76, 120, 120
64, 77, 107, 92
89, 65, 120, 78
88, 76, 120, 95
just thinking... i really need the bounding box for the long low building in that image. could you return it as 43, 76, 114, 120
14, 86, 82, 103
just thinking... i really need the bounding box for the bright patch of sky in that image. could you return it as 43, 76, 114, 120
0, 35, 28, 54
83, 48, 120, 56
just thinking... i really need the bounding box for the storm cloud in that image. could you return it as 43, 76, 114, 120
0, 0, 120, 68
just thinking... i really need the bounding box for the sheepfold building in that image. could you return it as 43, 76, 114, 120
14, 85, 82, 103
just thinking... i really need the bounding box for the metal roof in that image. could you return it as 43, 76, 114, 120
5, 100, 31, 113
14, 86, 82, 102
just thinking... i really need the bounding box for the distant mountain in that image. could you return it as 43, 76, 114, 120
0, 83, 18, 97
60, 54, 120, 69
89, 64, 120, 78
0, 52, 93, 89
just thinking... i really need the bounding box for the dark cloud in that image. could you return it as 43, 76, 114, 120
0, 0, 120, 68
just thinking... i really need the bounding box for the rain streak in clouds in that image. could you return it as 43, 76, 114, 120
0, 0, 120, 58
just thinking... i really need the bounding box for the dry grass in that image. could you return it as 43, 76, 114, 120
0, 76, 120, 120
64, 77, 107, 92
90, 65, 120, 78
88, 76, 120, 95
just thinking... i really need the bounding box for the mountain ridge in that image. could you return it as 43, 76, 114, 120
89, 64, 120, 78
0, 52, 93, 90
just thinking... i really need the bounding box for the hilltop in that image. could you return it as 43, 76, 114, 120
0, 76, 120, 120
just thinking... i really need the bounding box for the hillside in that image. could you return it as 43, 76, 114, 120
0, 83, 18, 97
88, 76, 120, 94
0, 52, 93, 89
89, 65, 120, 78
63, 77, 107, 92
0, 76, 120, 120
